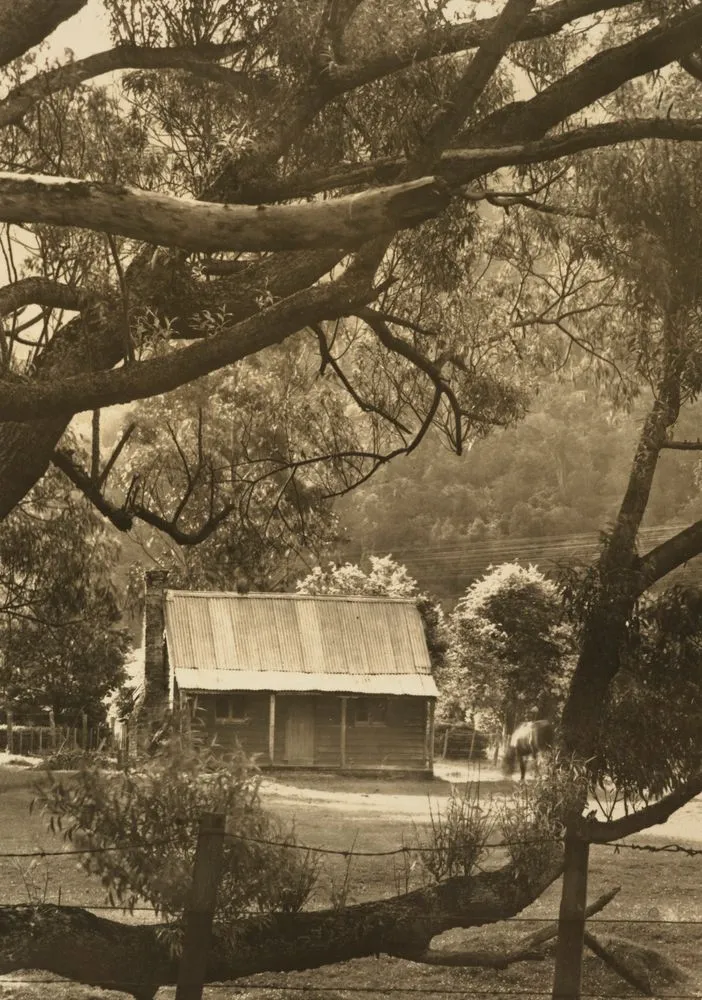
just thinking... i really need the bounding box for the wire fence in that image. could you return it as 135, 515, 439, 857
2, 829, 702, 861
1, 828, 700, 922
1, 826, 699, 999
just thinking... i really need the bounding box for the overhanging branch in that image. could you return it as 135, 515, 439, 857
0, 0, 86, 66
0, 174, 449, 252
218, 118, 702, 204
51, 447, 133, 531
0, 41, 263, 128
574, 770, 702, 842
0, 277, 96, 318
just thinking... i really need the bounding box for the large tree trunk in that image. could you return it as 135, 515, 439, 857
560, 346, 683, 761
0, 852, 563, 1000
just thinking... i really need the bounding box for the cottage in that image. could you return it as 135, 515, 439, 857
143, 571, 437, 775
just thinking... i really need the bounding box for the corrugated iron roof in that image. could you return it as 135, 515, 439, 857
174, 668, 438, 697
164, 591, 434, 695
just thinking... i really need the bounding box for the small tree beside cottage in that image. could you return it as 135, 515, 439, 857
443, 563, 574, 743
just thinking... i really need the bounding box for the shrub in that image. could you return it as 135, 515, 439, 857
33, 731, 319, 927
497, 756, 586, 887
40, 748, 117, 771
413, 783, 494, 883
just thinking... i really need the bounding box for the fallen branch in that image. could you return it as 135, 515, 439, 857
416, 885, 621, 970
584, 930, 653, 996
0, 850, 563, 999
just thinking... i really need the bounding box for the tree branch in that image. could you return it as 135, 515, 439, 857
0, 277, 95, 318
0, 270, 379, 420
358, 307, 466, 454
637, 518, 702, 590
98, 421, 136, 488
128, 499, 237, 545
583, 931, 654, 996
51, 447, 133, 531
213, 118, 702, 204
0, 174, 449, 252
200, 0, 650, 204
574, 769, 702, 842
0, 0, 86, 66
416, 886, 621, 969
0, 850, 564, 998
464, 5, 702, 149
410, 0, 538, 176
0, 42, 268, 129
679, 51, 702, 85
660, 438, 702, 450
326, 0, 642, 94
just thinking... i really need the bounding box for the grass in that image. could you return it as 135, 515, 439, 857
0, 762, 700, 999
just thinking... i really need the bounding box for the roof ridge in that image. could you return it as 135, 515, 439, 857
164, 590, 418, 604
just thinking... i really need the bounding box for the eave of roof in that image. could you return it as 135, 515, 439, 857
175, 667, 438, 698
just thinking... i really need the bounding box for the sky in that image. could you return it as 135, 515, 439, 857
47, 1, 112, 59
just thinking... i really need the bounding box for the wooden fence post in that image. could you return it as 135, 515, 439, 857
81, 713, 88, 749
6, 710, 12, 755
175, 811, 226, 1000
551, 831, 590, 1000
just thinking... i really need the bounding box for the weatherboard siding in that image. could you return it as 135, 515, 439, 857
192, 692, 430, 770
346, 696, 427, 769
198, 692, 271, 762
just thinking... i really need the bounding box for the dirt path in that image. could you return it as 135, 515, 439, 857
261, 760, 702, 844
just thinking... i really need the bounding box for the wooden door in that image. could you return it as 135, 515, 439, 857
284, 698, 315, 765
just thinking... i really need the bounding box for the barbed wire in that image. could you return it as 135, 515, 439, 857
1, 830, 701, 860
606, 841, 702, 857
222, 829, 702, 859
0, 837, 176, 858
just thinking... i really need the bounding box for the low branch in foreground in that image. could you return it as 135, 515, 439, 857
0, 851, 563, 999
0, 173, 449, 253
418, 885, 620, 969
575, 769, 702, 843
583, 931, 653, 996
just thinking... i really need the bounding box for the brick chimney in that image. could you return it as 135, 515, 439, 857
143, 569, 169, 712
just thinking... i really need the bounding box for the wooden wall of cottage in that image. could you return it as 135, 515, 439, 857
191, 692, 432, 772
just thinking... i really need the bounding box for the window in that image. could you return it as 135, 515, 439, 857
353, 697, 388, 727
214, 695, 249, 723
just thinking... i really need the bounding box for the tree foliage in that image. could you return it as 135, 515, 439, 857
34, 733, 319, 927
4, 0, 702, 989
0, 463, 130, 722
443, 562, 573, 732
